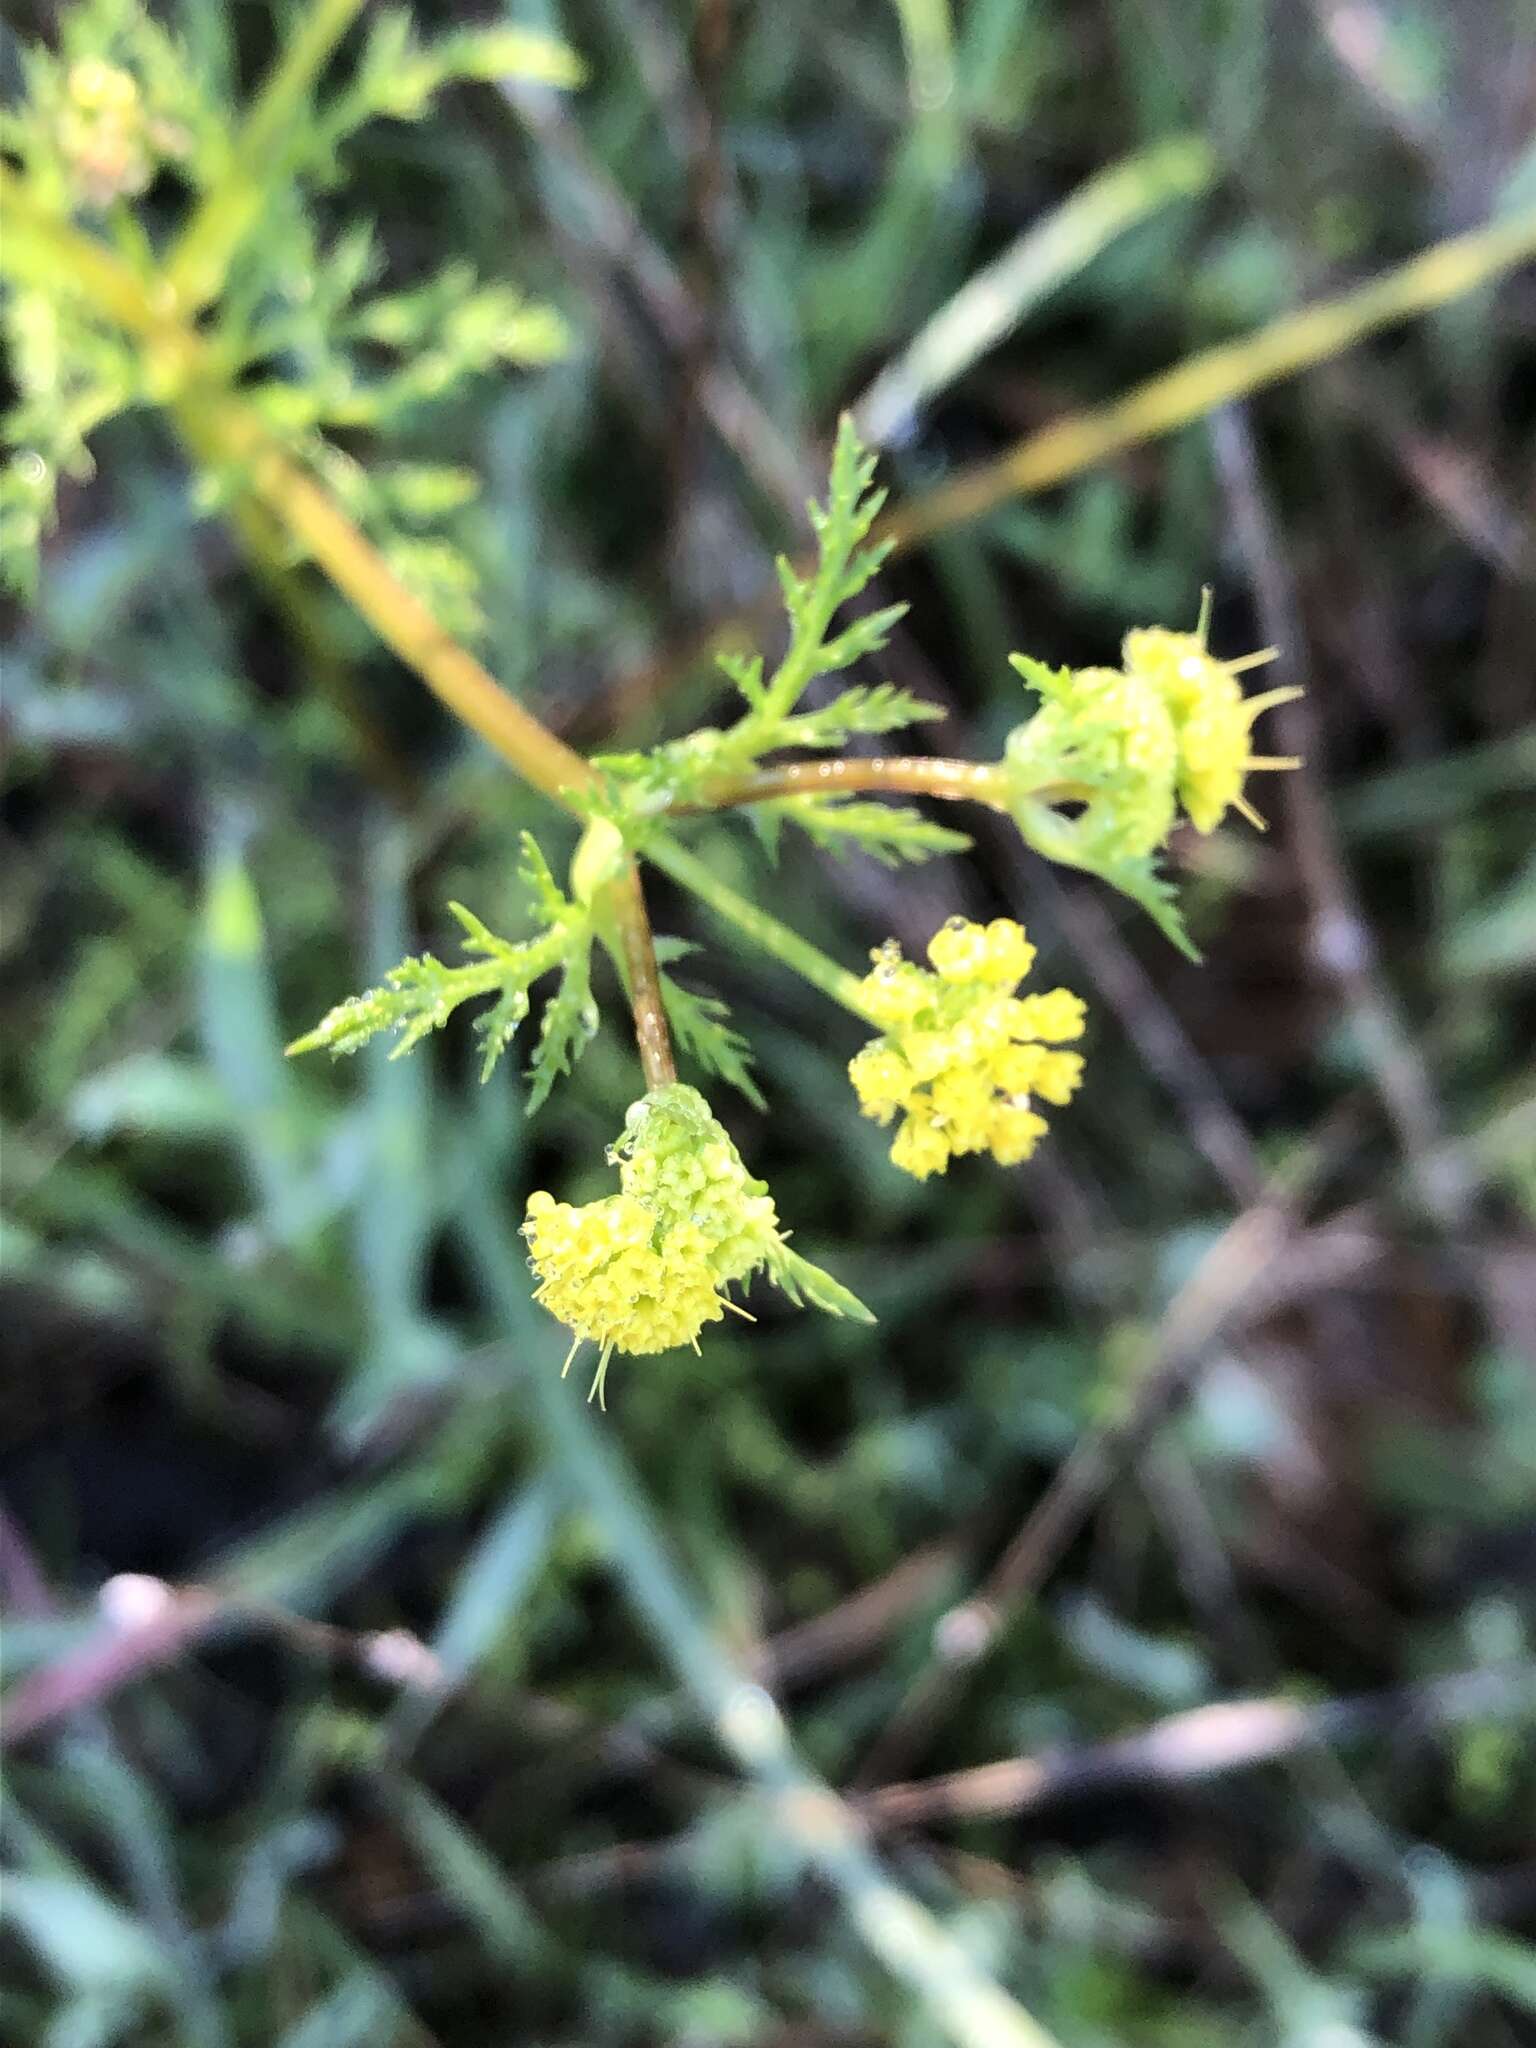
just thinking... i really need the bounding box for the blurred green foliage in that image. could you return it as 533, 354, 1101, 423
3, 2, 1535, 2045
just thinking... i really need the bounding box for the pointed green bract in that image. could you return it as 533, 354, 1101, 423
653, 952, 765, 1110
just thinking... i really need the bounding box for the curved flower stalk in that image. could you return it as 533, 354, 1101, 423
523, 1084, 872, 1404
848, 918, 1085, 1180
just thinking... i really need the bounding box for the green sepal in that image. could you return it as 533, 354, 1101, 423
1010, 796, 1199, 960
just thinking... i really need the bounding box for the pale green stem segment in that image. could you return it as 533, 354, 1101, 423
889, 0, 962, 176
645, 836, 872, 1019
167, 0, 371, 310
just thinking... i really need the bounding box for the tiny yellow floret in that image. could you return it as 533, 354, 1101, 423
850, 918, 1086, 1181
56, 56, 188, 210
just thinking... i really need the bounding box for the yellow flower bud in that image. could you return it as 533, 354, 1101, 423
927, 916, 992, 981
992, 1042, 1047, 1096
1032, 1050, 1085, 1106
523, 1191, 728, 1404
987, 1103, 1049, 1166
1009, 988, 1086, 1042
848, 1044, 912, 1119
981, 918, 1036, 986
890, 1111, 951, 1180
856, 942, 934, 1024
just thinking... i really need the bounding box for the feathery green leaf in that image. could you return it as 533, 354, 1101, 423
768, 798, 972, 867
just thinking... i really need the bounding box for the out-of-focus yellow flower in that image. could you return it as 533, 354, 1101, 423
849, 919, 1085, 1180
1122, 613, 1301, 834
56, 58, 187, 210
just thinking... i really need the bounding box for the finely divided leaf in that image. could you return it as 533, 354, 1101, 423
475, 984, 533, 1083
658, 972, 765, 1109
287, 889, 579, 1075
284, 954, 488, 1062
516, 832, 571, 926
717, 648, 766, 710
777, 682, 943, 750
771, 798, 972, 867
524, 942, 597, 1113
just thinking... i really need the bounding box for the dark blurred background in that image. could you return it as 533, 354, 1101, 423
3, 2, 1535, 2042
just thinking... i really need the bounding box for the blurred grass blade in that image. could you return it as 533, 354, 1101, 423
216, 1469, 430, 1611
198, 827, 311, 1239
278, 1903, 434, 2048
1, 1872, 171, 1999
65, 1743, 230, 2048
378, 1777, 548, 1973
1442, 853, 1536, 977
274, 1978, 405, 2048
335, 811, 455, 1445
890, 0, 963, 176
885, 203, 1536, 547
856, 134, 1215, 446
1339, 727, 1536, 838
424, 1477, 559, 1684
389, 1475, 561, 1748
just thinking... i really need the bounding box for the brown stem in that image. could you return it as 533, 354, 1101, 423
612, 862, 677, 1091
695, 756, 1014, 810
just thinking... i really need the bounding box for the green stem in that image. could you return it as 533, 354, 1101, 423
646, 836, 871, 1018
0, 171, 595, 812
0, 165, 683, 1089
167, 0, 370, 310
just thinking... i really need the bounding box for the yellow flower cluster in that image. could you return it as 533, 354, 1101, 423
848, 919, 1086, 1180
523, 1191, 729, 1394
523, 1084, 826, 1402
1120, 620, 1301, 835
